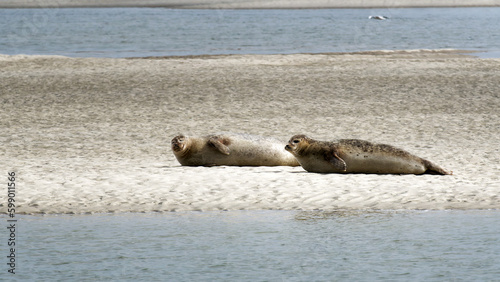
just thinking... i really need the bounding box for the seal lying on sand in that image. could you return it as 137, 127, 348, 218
285, 135, 452, 175
172, 133, 300, 167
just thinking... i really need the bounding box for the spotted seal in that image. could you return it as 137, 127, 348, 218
285, 135, 452, 175
172, 133, 299, 167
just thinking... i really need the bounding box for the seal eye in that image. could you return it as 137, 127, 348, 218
293, 140, 300, 144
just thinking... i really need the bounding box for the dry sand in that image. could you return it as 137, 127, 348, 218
1, 49, 499, 214
1, 0, 500, 8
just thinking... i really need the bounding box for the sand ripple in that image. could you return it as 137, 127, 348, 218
1, 50, 499, 214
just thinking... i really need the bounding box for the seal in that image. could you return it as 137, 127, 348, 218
171, 133, 300, 167
285, 135, 452, 175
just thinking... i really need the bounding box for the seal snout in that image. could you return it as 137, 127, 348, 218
285, 140, 298, 152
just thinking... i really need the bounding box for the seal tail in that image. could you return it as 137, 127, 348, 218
422, 159, 453, 175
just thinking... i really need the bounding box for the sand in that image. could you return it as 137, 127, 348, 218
1, 49, 499, 214
1, 0, 500, 8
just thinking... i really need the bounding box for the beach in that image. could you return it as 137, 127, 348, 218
1, 50, 499, 214
1, 0, 500, 8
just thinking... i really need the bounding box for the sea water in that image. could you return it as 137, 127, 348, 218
1, 7, 499, 57
5, 210, 500, 281
2, 6, 500, 281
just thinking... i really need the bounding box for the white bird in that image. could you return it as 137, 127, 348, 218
369, 15, 389, 20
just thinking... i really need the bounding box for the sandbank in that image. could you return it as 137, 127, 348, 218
1, 49, 499, 214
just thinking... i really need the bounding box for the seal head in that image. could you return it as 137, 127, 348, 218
284, 134, 310, 156
171, 135, 190, 156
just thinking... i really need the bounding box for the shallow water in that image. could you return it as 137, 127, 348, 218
7, 210, 500, 281
1, 7, 499, 57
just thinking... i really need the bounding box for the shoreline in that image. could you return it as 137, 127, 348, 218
1, 0, 500, 9
2, 49, 488, 60
126, 49, 482, 60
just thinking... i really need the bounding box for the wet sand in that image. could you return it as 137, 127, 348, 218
1, 0, 499, 8
1, 49, 499, 214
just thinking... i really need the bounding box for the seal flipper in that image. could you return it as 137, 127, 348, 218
325, 151, 347, 171
208, 136, 231, 155
422, 159, 453, 175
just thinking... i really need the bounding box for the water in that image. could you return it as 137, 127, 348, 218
4, 210, 500, 281
2, 7, 500, 281
1, 7, 499, 58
